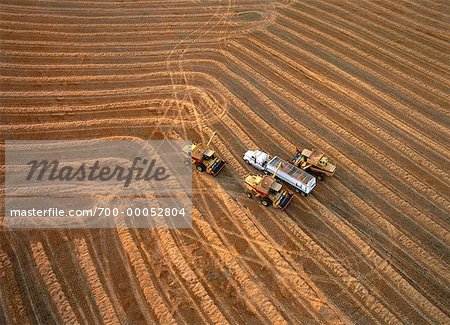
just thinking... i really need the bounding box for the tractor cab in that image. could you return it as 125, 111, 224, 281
183, 132, 226, 176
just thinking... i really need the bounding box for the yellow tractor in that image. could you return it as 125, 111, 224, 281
182, 132, 226, 176
244, 163, 293, 210
291, 148, 336, 180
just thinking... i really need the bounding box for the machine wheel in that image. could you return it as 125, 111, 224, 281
195, 163, 206, 172
317, 174, 324, 181
260, 197, 272, 207
295, 188, 301, 193
246, 191, 253, 198
244, 159, 250, 165
301, 192, 307, 197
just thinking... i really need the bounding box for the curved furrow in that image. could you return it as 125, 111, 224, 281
3, 45, 447, 111
2, 1, 448, 323
3, 59, 447, 170
3, 53, 450, 228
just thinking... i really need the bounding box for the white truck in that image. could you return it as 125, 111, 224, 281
243, 150, 316, 196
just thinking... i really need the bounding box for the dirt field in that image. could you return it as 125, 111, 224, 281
1, 0, 449, 324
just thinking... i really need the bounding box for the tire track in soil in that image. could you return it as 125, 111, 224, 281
193, 177, 332, 324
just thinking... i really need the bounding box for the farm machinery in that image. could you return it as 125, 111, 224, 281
291, 148, 336, 180
182, 132, 226, 176
244, 163, 293, 210
243, 150, 316, 196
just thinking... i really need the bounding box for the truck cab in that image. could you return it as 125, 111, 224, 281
243, 150, 269, 171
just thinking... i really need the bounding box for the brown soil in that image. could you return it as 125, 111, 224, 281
1, 0, 449, 324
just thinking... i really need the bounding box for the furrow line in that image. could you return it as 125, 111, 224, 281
275, 12, 449, 101
338, 0, 450, 50
307, 197, 449, 324
213, 47, 449, 244
246, 33, 450, 159
73, 237, 121, 325
208, 120, 403, 322
116, 228, 176, 324
270, 21, 449, 118
196, 176, 340, 323
0, 248, 30, 324
154, 228, 229, 324
193, 209, 287, 324
282, 6, 448, 84
30, 241, 79, 324
291, 2, 448, 73
229, 40, 450, 210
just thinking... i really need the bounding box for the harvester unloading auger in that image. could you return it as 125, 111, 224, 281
182, 132, 226, 176
244, 162, 293, 210
291, 148, 336, 180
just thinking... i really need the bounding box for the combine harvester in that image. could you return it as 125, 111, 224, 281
183, 132, 226, 176
291, 148, 336, 180
243, 150, 316, 196
244, 163, 293, 210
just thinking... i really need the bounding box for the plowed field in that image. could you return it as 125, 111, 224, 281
1, 0, 449, 324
